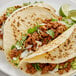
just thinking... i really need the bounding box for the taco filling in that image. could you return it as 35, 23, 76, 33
25, 57, 76, 75
9, 18, 72, 65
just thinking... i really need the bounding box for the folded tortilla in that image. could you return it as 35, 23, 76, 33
3, 2, 76, 76
23, 24, 76, 63
19, 59, 76, 76
0, 4, 22, 51
18, 25, 76, 75
3, 3, 58, 67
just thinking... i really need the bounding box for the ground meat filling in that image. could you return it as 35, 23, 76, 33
26, 63, 37, 74
9, 19, 67, 59
9, 48, 23, 59
0, 14, 7, 28
26, 57, 76, 74
25, 19, 67, 52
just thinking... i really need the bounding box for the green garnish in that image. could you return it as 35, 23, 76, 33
23, 2, 31, 6
28, 23, 41, 34
6, 6, 20, 17
71, 61, 76, 69
28, 26, 37, 34
59, 65, 63, 69
56, 64, 59, 69
64, 63, 68, 68
6, 7, 17, 14
14, 63, 18, 66
32, 63, 41, 71
14, 35, 27, 49
51, 19, 58, 21
46, 30, 54, 38
6, 12, 10, 17
11, 45, 16, 50
11, 57, 20, 66
16, 41, 22, 49
11, 34, 27, 50
20, 35, 27, 46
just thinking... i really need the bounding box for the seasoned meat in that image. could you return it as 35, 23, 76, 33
49, 64, 57, 71
39, 25, 47, 31
32, 32, 39, 40
26, 63, 37, 74
57, 25, 67, 34
14, 5, 22, 8
58, 16, 62, 21
40, 31, 49, 38
0, 33, 3, 39
26, 57, 75, 75
24, 19, 67, 52
39, 63, 46, 69
64, 63, 71, 72
0, 14, 7, 27
9, 48, 23, 59
41, 65, 50, 74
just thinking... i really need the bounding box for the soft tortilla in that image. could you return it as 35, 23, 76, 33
3, 3, 58, 66
19, 61, 76, 76
19, 25, 76, 75
19, 24, 76, 63
18, 24, 76, 76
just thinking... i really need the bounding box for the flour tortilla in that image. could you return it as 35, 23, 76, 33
3, 3, 58, 66
19, 25, 76, 75
19, 24, 76, 63
19, 61, 76, 76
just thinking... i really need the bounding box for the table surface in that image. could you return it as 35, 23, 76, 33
0, 0, 76, 76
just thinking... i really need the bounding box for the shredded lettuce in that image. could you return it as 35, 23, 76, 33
11, 45, 16, 50
32, 63, 41, 71
46, 30, 55, 38
51, 19, 58, 21
71, 59, 76, 69
11, 57, 20, 66
11, 35, 27, 50
28, 24, 42, 34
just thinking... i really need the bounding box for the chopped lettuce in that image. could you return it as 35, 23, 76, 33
32, 63, 41, 71
59, 65, 63, 69
11, 35, 27, 50
46, 30, 54, 38
51, 19, 58, 21
71, 61, 76, 69
28, 24, 41, 34
64, 63, 68, 68
28, 27, 37, 34
11, 45, 16, 50
11, 57, 20, 66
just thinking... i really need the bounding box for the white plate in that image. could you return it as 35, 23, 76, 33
0, 0, 76, 76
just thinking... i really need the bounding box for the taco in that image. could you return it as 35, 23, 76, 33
18, 24, 76, 75
0, 4, 23, 50
19, 58, 76, 76
4, 2, 74, 67
0, 1, 40, 50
